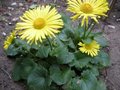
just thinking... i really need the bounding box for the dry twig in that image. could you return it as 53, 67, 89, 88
0, 67, 12, 79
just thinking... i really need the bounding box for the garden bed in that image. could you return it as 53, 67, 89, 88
0, 0, 120, 90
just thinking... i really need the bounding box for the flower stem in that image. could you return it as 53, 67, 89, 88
83, 22, 88, 39
46, 36, 53, 50
86, 22, 95, 38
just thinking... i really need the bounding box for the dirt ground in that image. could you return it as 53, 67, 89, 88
0, 0, 120, 90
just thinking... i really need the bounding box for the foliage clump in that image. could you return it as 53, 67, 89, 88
4, 0, 110, 90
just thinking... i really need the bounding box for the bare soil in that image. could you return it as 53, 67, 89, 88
0, 0, 120, 90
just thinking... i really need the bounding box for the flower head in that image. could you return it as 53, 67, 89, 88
78, 40, 100, 57
67, 0, 109, 26
16, 5, 63, 44
4, 31, 16, 50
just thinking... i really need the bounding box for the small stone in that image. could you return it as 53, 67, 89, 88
8, 7, 14, 10
29, 4, 37, 9
4, 12, 12, 16
8, 7, 11, 9
8, 13, 12, 16
2, 32, 6, 36
22, 8, 25, 10
19, 3, 24, 7
8, 22, 12, 25
11, 2, 17, 6
107, 25, 115, 29
116, 18, 120, 22
5, 23, 8, 26
12, 17, 19, 22
113, 15, 116, 18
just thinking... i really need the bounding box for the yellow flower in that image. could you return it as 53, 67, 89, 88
4, 31, 16, 50
67, 0, 109, 26
78, 40, 100, 57
16, 5, 63, 44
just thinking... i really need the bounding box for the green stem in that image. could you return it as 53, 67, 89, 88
46, 36, 53, 50
86, 22, 95, 38
83, 23, 88, 39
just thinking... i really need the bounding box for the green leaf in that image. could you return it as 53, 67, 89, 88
57, 52, 74, 64
95, 80, 106, 90
67, 38, 76, 49
14, 38, 30, 51
6, 38, 31, 56
12, 58, 37, 81
94, 35, 108, 47
6, 44, 18, 56
70, 51, 91, 68
63, 70, 106, 90
93, 51, 110, 67
56, 34, 76, 49
70, 57, 91, 69
60, 13, 74, 38
74, 25, 84, 39
89, 68, 99, 76
82, 38, 92, 44
51, 46, 74, 64
58, 32, 68, 42
38, 60, 50, 69
63, 77, 83, 90
81, 71, 98, 90
28, 65, 50, 90
50, 65, 74, 85
50, 84, 59, 90
61, 13, 72, 25
36, 46, 50, 58
31, 44, 39, 50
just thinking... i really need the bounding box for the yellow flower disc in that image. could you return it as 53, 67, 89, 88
78, 40, 100, 57
80, 3, 93, 14
33, 18, 46, 29
16, 5, 64, 44
67, 0, 109, 26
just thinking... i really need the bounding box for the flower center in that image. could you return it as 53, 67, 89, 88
85, 44, 92, 50
81, 3, 93, 13
33, 18, 46, 29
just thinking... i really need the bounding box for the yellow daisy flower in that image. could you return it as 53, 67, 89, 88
78, 40, 100, 57
67, 0, 109, 26
4, 31, 16, 50
16, 5, 63, 44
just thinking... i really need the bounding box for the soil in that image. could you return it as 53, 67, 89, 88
0, 0, 120, 90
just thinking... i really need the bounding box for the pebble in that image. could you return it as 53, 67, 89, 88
11, 2, 17, 6
8, 7, 14, 10
4, 12, 12, 16
7, 13, 12, 16
107, 25, 116, 29
2, 32, 7, 36
8, 22, 12, 25
29, 4, 38, 9
113, 15, 116, 18
116, 19, 120, 22
12, 17, 19, 22
19, 3, 24, 7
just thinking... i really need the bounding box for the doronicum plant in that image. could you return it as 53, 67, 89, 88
4, 0, 110, 90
